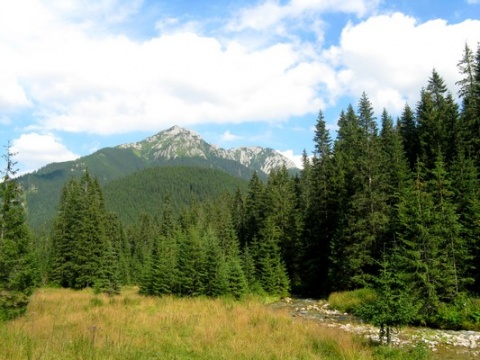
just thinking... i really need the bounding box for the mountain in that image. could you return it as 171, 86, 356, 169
19, 125, 298, 229
118, 125, 297, 175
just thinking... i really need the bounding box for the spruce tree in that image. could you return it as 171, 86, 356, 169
397, 157, 466, 322
380, 110, 411, 250
417, 70, 459, 168
264, 166, 302, 290
50, 178, 83, 287
329, 106, 361, 291
456, 43, 480, 162
448, 152, 478, 292
50, 171, 121, 292
0, 145, 36, 321
176, 225, 207, 296
332, 95, 389, 289
243, 172, 265, 247
253, 216, 290, 296
357, 252, 418, 344
302, 110, 335, 296
398, 103, 420, 170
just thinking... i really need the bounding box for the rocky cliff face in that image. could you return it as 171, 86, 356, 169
119, 125, 297, 174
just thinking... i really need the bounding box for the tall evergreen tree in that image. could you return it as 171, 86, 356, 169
252, 217, 290, 296
450, 152, 480, 293
50, 171, 120, 292
332, 94, 389, 289
380, 110, 411, 250
0, 145, 36, 321
398, 103, 420, 170
397, 157, 467, 321
302, 110, 335, 296
329, 106, 361, 290
456, 43, 480, 161
417, 70, 459, 168
263, 166, 302, 290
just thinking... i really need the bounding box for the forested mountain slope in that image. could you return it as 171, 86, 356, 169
103, 166, 248, 224
18, 125, 296, 229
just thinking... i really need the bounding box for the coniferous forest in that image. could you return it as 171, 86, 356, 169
2, 43, 480, 333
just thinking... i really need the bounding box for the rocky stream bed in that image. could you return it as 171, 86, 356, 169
270, 298, 480, 359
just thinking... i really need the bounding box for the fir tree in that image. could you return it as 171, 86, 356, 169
302, 110, 335, 296
49, 171, 121, 292
243, 172, 265, 247
397, 157, 467, 322
456, 43, 480, 161
0, 145, 36, 321
253, 217, 290, 296
398, 103, 420, 170
264, 166, 302, 290
417, 69, 459, 168
357, 252, 418, 344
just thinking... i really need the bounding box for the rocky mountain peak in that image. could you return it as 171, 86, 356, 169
119, 125, 298, 174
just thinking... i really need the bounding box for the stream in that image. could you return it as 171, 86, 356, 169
270, 298, 480, 360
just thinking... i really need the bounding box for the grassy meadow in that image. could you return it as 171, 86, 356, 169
0, 287, 428, 360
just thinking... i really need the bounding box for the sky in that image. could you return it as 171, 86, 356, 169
1, 0, 480, 174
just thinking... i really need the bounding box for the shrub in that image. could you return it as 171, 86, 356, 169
327, 288, 377, 314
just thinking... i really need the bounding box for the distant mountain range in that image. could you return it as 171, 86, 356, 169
19, 125, 298, 229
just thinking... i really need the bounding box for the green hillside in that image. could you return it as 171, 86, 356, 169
103, 166, 248, 224
20, 154, 256, 230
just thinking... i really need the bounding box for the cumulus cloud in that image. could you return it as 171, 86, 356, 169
1, 0, 480, 152
0, 0, 331, 136
11, 133, 79, 174
330, 13, 480, 112
277, 149, 304, 169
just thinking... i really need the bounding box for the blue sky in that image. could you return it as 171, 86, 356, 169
1, 0, 480, 173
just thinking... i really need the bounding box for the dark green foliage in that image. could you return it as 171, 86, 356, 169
104, 166, 248, 225
252, 217, 290, 297
399, 103, 420, 170
301, 110, 335, 296
242, 171, 265, 247
357, 253, 418, 344
263, 166, 302, 291
450, 152, 480, 293
19, 145, 255, 230
396, 158, 468, 322
0, 145, 36, 321
49, 171, 121, 293
417, 70, 460, 168
329, 95, 389, 290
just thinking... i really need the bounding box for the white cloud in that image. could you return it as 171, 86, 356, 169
46, 0, 144, 25
220, 130, 243, 142
11, 133, 79, 173
0, 0, 329, 135
331, 13, 480, 112
1, 0, 479, 146
228, 0, 381, 32
466, 0, 479, 4
277, 149, 303, 169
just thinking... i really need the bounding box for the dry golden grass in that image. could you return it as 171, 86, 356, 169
0, 287, 375, 359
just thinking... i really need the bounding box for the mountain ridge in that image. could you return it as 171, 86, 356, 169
118, 125, 297, 174
19, 125, 298, 230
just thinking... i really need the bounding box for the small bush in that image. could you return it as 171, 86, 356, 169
432, 296, 480, 330
328, 288, 377, 314
0, 291, 30, 321
373, 342, 430, 360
